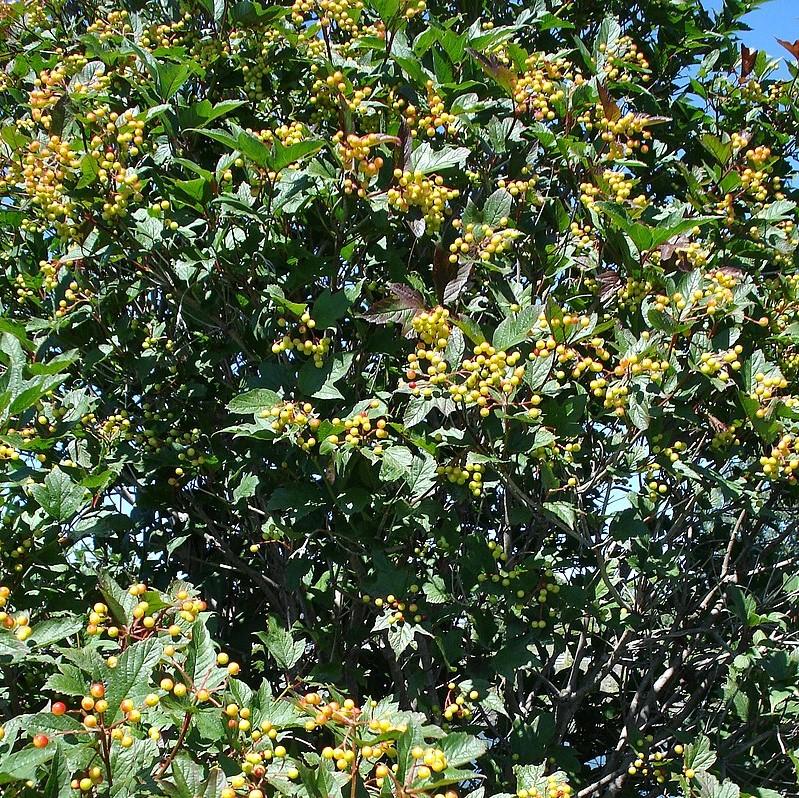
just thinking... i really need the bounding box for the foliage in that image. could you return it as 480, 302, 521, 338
0, 0, 798, 795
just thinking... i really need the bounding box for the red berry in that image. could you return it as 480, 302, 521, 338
51, 702, 66, 716
33, 734, 49, 748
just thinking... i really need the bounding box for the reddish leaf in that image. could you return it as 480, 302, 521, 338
597, 84, 621, 123
740, 44, 757, 82
467, 47, 517, 94
776, 38, 799, 60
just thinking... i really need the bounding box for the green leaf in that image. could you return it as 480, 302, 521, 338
236, 130, 274, 167
158, 62, 191, 101
440, 732, 487, 766
403, 452, 437, 501
175, 177, 208, 204
594, 16, 621, 60
312, 288, 356, 330
379, 446, 414, 482
298, 353, 355, 400
409, 143, 470, 174
186, 617, 223, 690
106, 638, 164, 723
483, 189, 512, 227
233, 472, 259, 502
271, 140, 324, 171
524, 353, 553, 391
168, 754, 206, 798
493, 306, 538, 350
199, 768, 227, 798
180, 99, 245, 129
77, 153, 100, 188
99, 572, 137, 625
42, 742, 70, 798
683, 735, 717, 774
197, 0, 226, 23
0, 746, 55, 785
696, 773, 740, 798
543, 501, 575, 531
227, 388, 281, 414
109, 737, 159, 796
29, 617, 83, 649
43, 664, 88, 697
254, 617, 305, 671
30, 468, 86, 521
369, 0, 400, 24
189, 128, 240, 150
514, 763, 560, 795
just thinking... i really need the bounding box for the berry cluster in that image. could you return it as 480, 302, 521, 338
0, 588, 32, 639
516, 774, 572, 798
437, 461, 485, 496
696, 346, 743, 381
362, 590, 424, 625
760, 434, 799, 482
512, 54, 570, 119
272, 314, 331, 367
326, 410, 390, 452
626, 740, 690, 786
497, 176, 537, 199
449, 219, 518, 264
580, 170, 647, 208
404, 81, 457, 137
259, 122, 307, 147
336, 132, 386, 195
448, 345, 525, 414
260, 401, 321, 450
388, 171, 460, 231
599, 36, 650, 82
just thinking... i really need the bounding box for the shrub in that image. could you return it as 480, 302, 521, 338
0, 0, 798, 795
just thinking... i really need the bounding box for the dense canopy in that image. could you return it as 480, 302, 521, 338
0, 0, 798, 796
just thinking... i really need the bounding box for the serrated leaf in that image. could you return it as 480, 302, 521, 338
99, 572, 137, 625
696, 773, 740, 798
30, 468, 86, 521
43, 664, 88, 697
29, 617, 83, 649
404, 452, 437, 501
684, 735, 717, 773
233, 473, 259, 502
543, 501, 575, 530
0, 746, 55, 785
379, 446, 414, 482
254, 617, 305, 671
409, 143, 470, 174
440, 732, 487, 766
228, 389, 281, 414
493, 307, 537, 350
168, 754, 206, 798
106, 638, 163, 723
185, 617, 222, 691
483, 189, 512, 227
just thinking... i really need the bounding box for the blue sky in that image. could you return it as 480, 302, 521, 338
704, 0, 798, 76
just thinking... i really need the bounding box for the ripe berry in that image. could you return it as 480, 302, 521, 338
51, 701, 66, 716
32, 733, 49, 748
